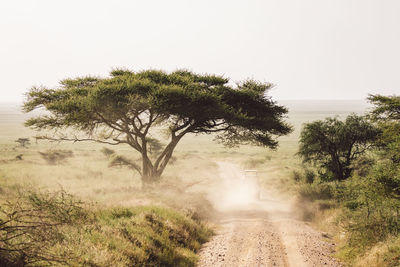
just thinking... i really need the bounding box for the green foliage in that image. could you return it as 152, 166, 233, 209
291, 170, 302, 182
338, 163, 400, 251
298, 114, 380, 181
24, 69, 292, 183
291, 169, 315, 184
296, 95, 400, 265
369, 94, 400, 163
0, 190, 91, 266
368, 94, 400, 121
89, 206, 212, 267
376, 122, 400, 163
298, 182, 336, 201
374, 161, 400, 199
0, 190, 213, 267
383, 237, 400, 267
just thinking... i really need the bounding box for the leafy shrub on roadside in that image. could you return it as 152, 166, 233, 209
291, 169, 316, 184
292, 170, 302, 182
0, 190, 213, 267
383, 237, 400, 267
298, 182, 336, 201
89, 206, 213, 267
339, 162, 400, 251
0, 190, 91, 266
295, 95, 400, 265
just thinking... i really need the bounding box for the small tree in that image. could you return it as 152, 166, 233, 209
24, 69, 292, 185
368, 94, 400, 163
15, 138, 30, 147
298, 114, 380, 181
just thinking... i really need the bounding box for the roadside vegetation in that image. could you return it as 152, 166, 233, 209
0, 190, 212, 266
0, 143, 219, 267
295, 94, 400, 266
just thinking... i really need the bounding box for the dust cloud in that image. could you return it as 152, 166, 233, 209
198, 162, 343, 267
207, 161, 292, 218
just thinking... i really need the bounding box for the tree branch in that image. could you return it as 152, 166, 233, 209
35, 135, 126, 146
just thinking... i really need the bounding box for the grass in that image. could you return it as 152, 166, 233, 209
0, 190, 213, 266
0, 100, 371, 266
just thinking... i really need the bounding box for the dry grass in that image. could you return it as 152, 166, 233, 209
0, 100, 370, 266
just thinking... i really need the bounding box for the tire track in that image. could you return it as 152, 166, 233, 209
197, 162, 343, 267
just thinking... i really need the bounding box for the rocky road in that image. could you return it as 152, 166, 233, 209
197, 162, 343, 267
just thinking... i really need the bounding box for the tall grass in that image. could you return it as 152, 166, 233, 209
0, 190, 213, 267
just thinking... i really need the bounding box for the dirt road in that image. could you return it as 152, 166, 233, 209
197, 162, 343, 267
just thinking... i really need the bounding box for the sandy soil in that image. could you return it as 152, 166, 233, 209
197, 162, 343, 267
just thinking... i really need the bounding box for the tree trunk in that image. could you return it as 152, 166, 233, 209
140, 135, 182, 188
141, 139, 157, 188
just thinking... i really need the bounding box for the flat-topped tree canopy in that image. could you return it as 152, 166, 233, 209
24, 69, 292, 184
368, 94, 400, 121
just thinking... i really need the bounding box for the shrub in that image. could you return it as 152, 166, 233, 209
38, 149, 74, 165
383, 237, 400, 267
15, 138, 30, 147
298, 182, 335, 201
0, 190, 90, 266
292, 170, 302, 182
101, 147, 115, 158
304, 169, 316, 184
108, 154, 141, 173
339, 162, 400, 253
0, 191, 213, 267
291, 169, 316, 184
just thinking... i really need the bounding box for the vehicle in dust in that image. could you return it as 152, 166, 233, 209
243, 169, 260, 200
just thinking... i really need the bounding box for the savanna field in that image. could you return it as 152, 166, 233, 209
1, 99, 400, 266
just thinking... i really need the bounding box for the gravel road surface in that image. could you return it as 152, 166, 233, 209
197, 162, 343, 267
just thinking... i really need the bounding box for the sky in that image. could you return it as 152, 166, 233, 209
0, 0, 399, 102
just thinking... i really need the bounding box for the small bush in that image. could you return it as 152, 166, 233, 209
0, 190, 91, 266
304, 169, 316, 184
39, 149, 74, 165
298, 182, 335, 201
108, 154, 140, 171
335, 162, 400, 262
101, 147, 115, 158
292, 170, 302, 182
292, 169, 316, 184
15, 138, 30, 147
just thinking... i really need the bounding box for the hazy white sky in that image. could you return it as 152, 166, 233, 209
1, 0, 399, 102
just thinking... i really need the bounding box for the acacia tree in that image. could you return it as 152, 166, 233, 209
368, 94, 400, 163
368, 94, 400, 121
298, 114, 380, 181
24, 69, 292, 185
